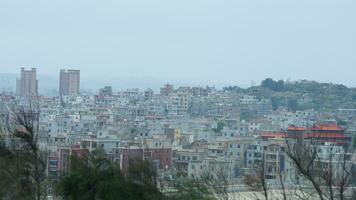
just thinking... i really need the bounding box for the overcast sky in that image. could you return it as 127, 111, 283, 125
0, 0, 355, 87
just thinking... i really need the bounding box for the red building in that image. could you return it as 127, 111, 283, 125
303, 124, 350, 144
261, 124, 350, 145
113, 138, 173, 174
145, 147, 172, 170
50, 145, 89, 177
114, 147, 144, 175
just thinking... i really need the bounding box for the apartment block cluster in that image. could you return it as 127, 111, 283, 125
16, 67, 80, 97
2, 67, 356, 185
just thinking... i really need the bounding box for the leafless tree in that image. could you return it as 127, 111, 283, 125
278, 171, 288, 200
201, 167, 230, 200
244, 161, 268, 200
284, 132, 355, 200
285, 137, 327, 200
0, 97, 48, 200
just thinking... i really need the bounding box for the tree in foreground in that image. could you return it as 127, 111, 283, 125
284, 137, 356, 200
56, 149, 214, 200
0, 101, 47, 200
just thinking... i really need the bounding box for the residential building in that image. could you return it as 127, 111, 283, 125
16, 67, 38, 97
160, 84, 174, 96
59, 69, 80, 96
99, 86, 112, 96
167, 92, 190, 116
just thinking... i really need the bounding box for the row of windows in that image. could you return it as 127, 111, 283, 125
229, 144, 241, 148
48, 123, 79, 127
229, 152, 241, 156
191, 164, 203, 170
177, 155, 198, 161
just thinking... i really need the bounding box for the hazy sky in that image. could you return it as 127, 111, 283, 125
1, 0, 355, 87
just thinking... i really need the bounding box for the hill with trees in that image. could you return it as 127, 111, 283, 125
224, 78, 356, 111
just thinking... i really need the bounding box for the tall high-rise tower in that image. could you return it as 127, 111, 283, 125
59, 69, 80, 96
16, 67, 38, 97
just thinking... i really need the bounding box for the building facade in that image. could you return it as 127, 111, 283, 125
59, 69, 80, 96
16, 67, 38, 97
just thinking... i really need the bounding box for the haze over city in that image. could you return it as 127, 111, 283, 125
1, 0, 356, 89
2, 1, 356, 200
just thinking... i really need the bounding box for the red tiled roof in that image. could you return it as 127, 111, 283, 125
287, 124, 344, 132
287, 127, 306, 131
310, 124, 343, 131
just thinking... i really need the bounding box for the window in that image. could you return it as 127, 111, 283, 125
229, 144, 233, 148
49, 160, 57, 166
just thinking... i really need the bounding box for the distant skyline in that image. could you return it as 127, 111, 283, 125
1, 0, 356, 87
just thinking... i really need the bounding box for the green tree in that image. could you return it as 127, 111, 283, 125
240, 110, 255, 121
56, 149, 162, 200
56, 150, 215, 200
271, 96, 279, 110
261, 78, 284, 92
212, 122, 225, 133
287, 98, 299, 111
0, 104, 47, 200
